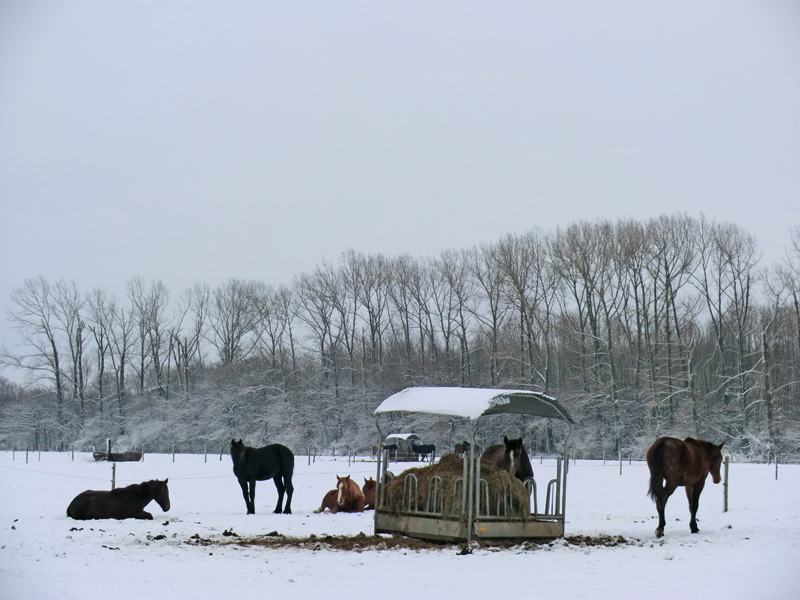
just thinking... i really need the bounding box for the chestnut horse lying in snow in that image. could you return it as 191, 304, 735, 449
314, 475, 365, 513
67, 479, 170, 520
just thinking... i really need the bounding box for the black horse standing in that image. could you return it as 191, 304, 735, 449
230, 439, 295, 515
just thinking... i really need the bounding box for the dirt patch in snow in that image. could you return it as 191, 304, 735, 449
181, 530, 643, 552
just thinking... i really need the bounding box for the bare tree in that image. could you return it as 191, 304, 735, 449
86, 287, 114, 416
1, 277, 67, 433
207, 278, 257, 365
53, 280, 88, 426
466, 243, 509, 387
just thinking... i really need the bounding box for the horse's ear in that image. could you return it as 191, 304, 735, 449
164, 478, 168, 484
504, 435, 509, 444
718, 442, 724, 450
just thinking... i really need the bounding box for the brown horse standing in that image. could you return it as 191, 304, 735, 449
647, 437, 724, 537
363, 477, 376, 510
67, 479, 170, 520
314, 475, 365, 513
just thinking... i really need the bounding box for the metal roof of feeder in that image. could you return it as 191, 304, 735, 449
374, 386, 574, 424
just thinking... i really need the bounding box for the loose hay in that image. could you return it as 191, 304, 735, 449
381, 452, 530, 520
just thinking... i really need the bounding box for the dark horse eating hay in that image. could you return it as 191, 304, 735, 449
481, 436, 534, 482
230, 439, 295, 515
66, 479, 170, 520
647, 436, 724, 537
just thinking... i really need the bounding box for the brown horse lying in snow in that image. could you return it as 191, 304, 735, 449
314, 475, 365, 513
67, 479, 170, 520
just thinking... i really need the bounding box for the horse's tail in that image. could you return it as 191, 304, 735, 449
647, 440, 665, 503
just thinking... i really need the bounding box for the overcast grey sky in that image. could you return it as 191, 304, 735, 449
1, 1, 799, 381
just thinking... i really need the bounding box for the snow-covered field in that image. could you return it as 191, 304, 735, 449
1, 449, 798, 599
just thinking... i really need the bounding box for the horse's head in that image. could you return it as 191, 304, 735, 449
708, 442, 724, 484
363, 477, 376, 492
153, 478, 171, 512
336, 475, 356, 506
504, 436, 523, 459
503, 436, 524, 475
230, 439, 245, 459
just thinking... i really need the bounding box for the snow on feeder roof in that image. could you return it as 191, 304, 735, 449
374, 386, 574, 424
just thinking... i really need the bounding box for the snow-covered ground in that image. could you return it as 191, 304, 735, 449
1, 450, 798, 599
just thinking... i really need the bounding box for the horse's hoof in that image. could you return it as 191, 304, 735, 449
283, 508, 292, 514
655, 528, 664, 538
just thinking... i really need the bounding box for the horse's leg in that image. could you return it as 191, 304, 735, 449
238, 478, 253, 514
655, 481, 678, 538
134, 511, 154, 520
248, 479, 258, 514
282, 475, 294, 514
686, 480, 705, 533
273, 475, 286, 514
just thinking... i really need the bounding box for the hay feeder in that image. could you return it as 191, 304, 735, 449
373, 387, 574, 543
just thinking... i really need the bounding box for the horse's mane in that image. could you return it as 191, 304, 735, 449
685, 437, 722, 456
131, 479, 165, 498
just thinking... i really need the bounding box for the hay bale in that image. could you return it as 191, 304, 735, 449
382, 452, 530, 520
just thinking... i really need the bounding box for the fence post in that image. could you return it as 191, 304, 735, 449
172, 445, 175, 462
220, 445, 223, 461
723, 456, 730, 512
204, 444, 207, 464
308, 446, 311, 466
38, 444, 41, 461
12, 445, 15, 461
775, 453, 779, 480
111, 463, 116, 490
619, 448, 622, 475
142, 444, 145, 462
26, 446, 29, 463
71, 445, 74, 461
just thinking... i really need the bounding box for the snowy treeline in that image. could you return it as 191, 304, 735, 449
2, 214, 799, 461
